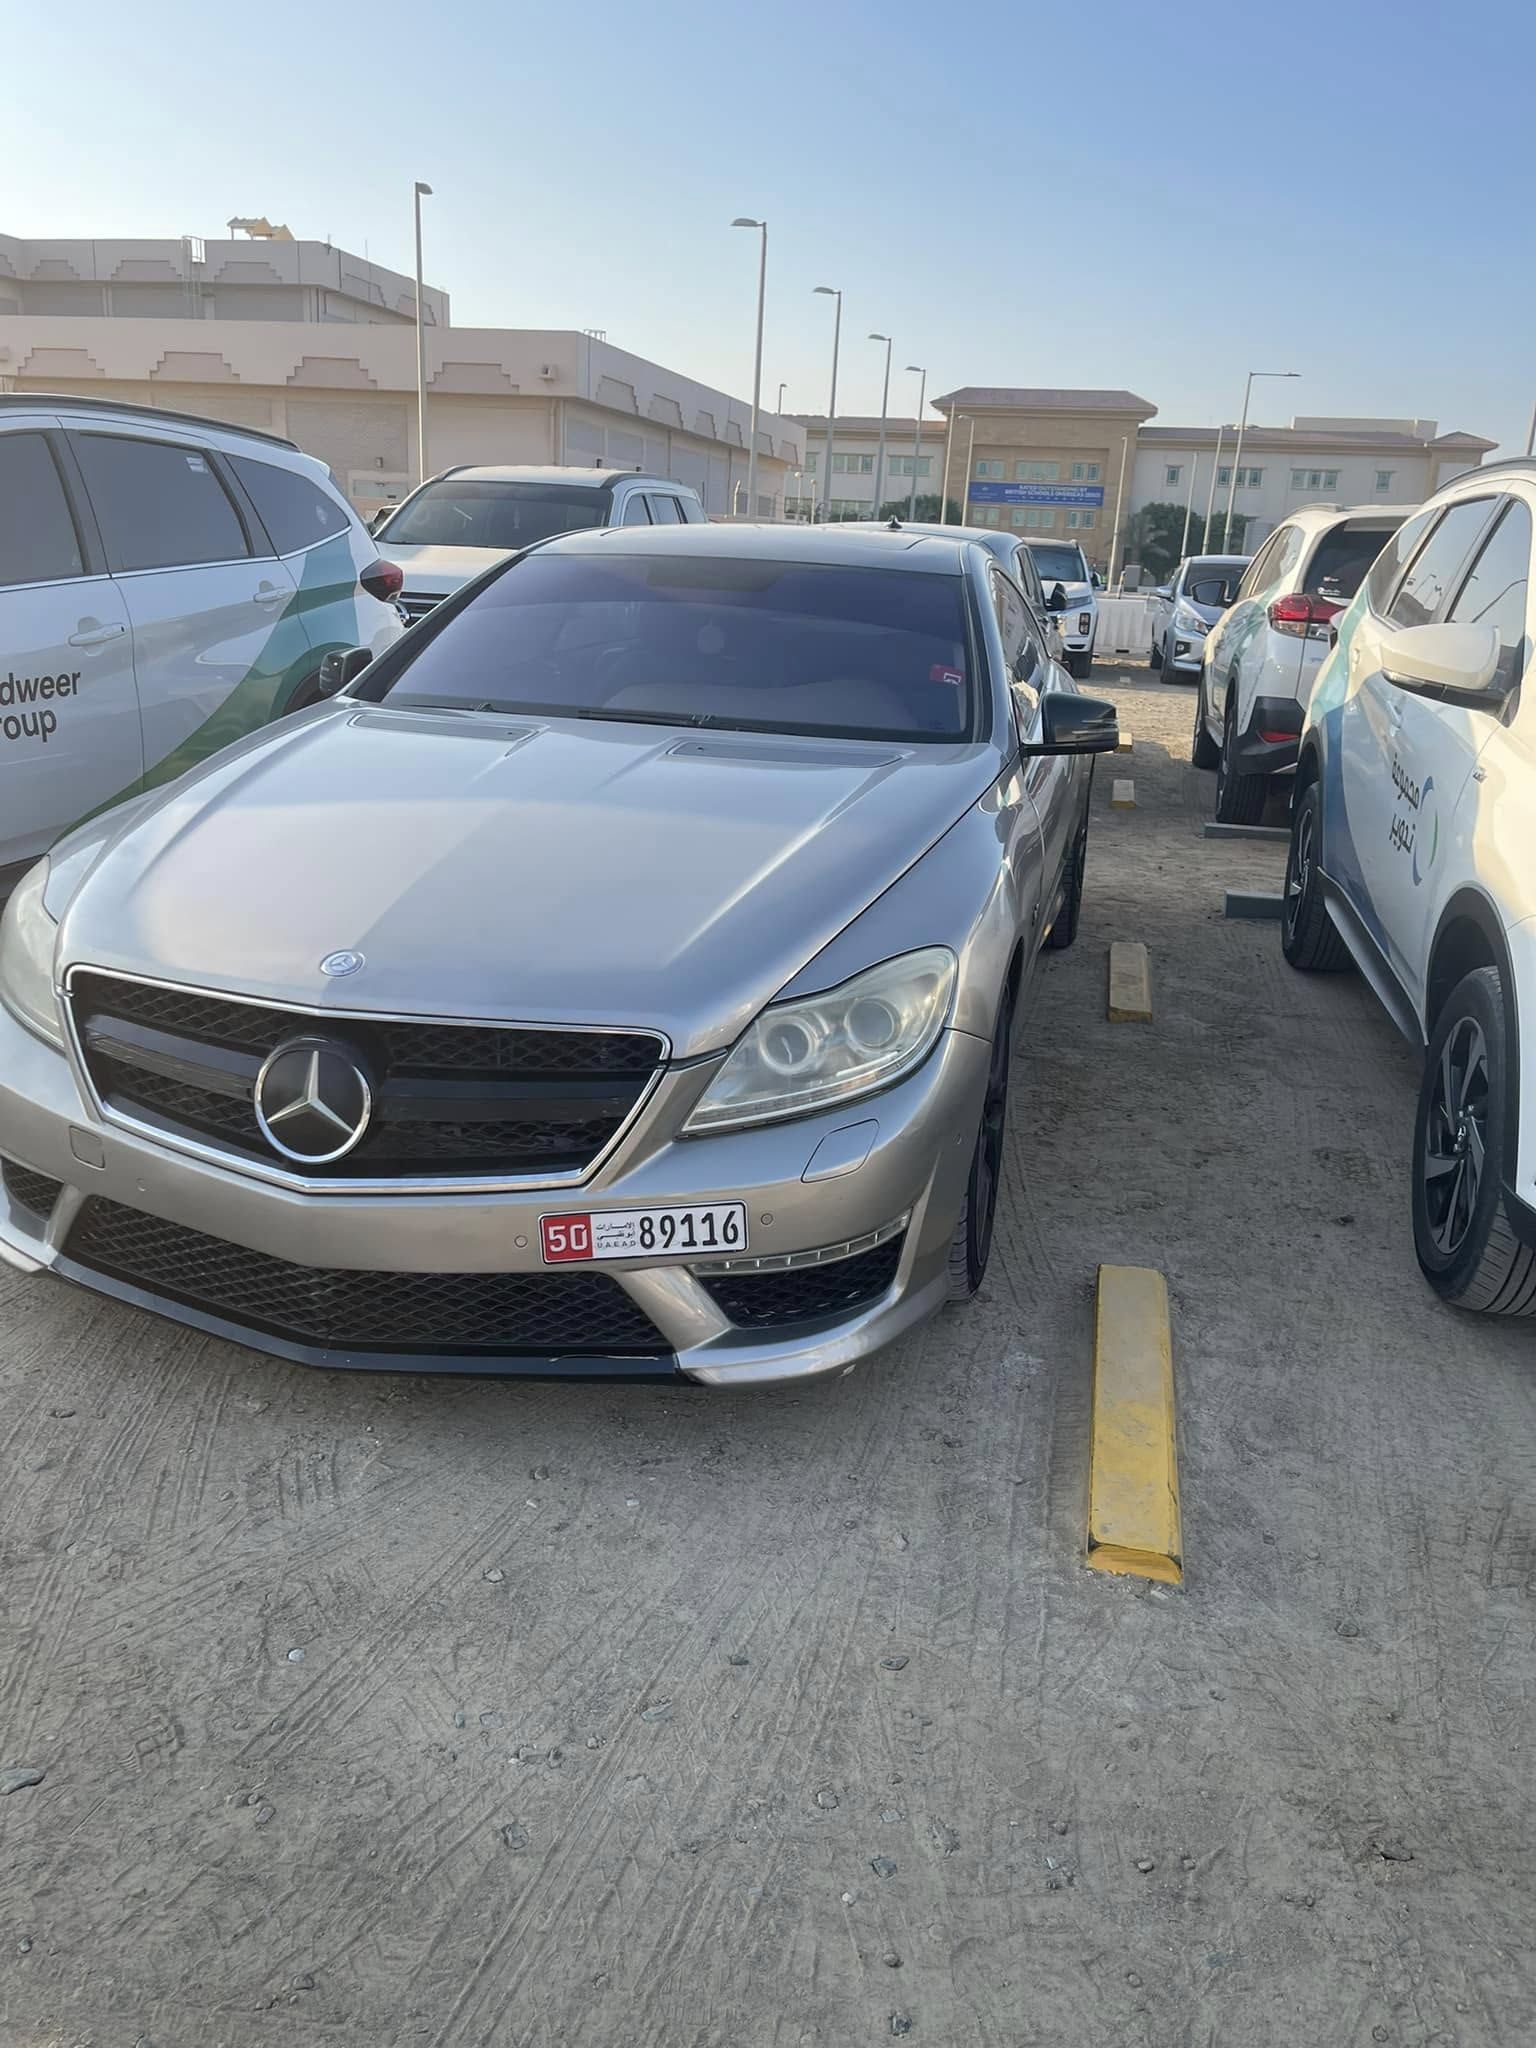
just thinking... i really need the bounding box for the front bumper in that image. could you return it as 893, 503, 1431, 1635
0, 999, 989, 1387
1230, 695, 1304, 776
1164, 630, 1208, 674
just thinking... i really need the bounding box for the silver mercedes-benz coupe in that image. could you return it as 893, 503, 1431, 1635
0, 523, 1116, 1386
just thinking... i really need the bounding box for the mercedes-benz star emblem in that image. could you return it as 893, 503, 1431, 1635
320, 950, 365, 978
253, 1037, 373, 1165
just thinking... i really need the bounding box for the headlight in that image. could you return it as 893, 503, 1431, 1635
1173, 604, 1209, 635
0, 861, 64, 1050
684, 947, 957, 1134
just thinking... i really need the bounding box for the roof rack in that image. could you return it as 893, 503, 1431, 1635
0, 391, 298, 451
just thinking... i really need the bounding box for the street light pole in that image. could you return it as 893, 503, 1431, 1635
1204, 426, 1225, 548
413, 180, 433, 483
869, 334, 892, 520
1180, 452, 1199, 560
905, 365, 927, 518
776, 380, 787, 415
1107, 432, 1132, 589
731, 218, 767, 520
1224, 368, 1299, 545
813, 286, 842, 521
940, 406, 957, 522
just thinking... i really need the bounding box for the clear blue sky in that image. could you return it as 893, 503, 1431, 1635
8, 0, 1532, 451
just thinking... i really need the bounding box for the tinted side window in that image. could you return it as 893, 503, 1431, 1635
0, 433, 84, 588
991, 568, 1032, 674
1012, 545, 1044, 608
232, 456, 350, 554
619, 494, 652, 527
1235, 532, 1283, 601
1388, 500, 1495, 630
646, 493, 683, 525
1365, 506, 1440, 614
73, 433, 249, 573
1446, 500, 1531, 697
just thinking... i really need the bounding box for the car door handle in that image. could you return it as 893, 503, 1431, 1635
67, 620, 127, 648
252, 580, 288, 610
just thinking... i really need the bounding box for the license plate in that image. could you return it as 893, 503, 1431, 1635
539, 1202, 748, 1264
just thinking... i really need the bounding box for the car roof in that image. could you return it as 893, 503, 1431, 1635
428, 464, 696, 491
0, 389, 299, 451
542, 520, 971, 573
1181, 555, 1250, 571
1273, 502, 1416, 534
847, 518, 1026, 559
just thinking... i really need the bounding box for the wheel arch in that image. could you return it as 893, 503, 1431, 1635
1427, 889, 1520, 1159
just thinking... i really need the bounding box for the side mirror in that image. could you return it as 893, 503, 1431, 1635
1045, 582, 1068, 613
318, 646, 374, 697
1153, 585, 1172, 601
1379, 620, 1501, 702
1022, 691, 1119, 756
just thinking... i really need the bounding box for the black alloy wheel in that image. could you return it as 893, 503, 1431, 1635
947, 992, 1014, 1301
1419, 1014, 1489, 1262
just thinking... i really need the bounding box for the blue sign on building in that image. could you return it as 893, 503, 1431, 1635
967, 482, 1105, 508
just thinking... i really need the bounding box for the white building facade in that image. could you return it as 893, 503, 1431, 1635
0, 231, 803, 520
788, 415, 949, 520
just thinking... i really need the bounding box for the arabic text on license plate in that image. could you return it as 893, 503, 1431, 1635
540, 1203, 748, 1264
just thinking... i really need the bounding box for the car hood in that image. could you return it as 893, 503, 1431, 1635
377, 541, 512, 594
57, 707, 998, 1060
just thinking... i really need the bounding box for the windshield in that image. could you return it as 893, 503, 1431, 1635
379, 552, 977, 743
377, 480, 612, 550
1028, 544, 1089, 585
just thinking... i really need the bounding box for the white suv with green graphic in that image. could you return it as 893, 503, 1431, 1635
1282, 460, 1536, 1312
0, 395, 403, 887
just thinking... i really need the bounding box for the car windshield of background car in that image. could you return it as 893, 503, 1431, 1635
1029, 545, 1088, 584
1305, 522, 1403, 602
378, 481, 611, 549
381, 553, 977, 743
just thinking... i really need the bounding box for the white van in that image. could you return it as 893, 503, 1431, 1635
0, 394, 403, 888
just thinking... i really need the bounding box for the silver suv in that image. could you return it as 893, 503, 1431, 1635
374, 465, 707, 622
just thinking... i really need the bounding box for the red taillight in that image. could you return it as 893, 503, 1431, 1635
360, 557, 404, 602
1267, 592, 1341, 640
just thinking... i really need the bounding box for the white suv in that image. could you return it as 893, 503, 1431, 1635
1196, 504, 1410, 823
1281, 461, 1536, 1311
1022, 539, 1098, 677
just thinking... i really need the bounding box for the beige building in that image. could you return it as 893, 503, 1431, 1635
786, 414, 949, 520
0, 230, 803, 519
932, 387, 1154, 559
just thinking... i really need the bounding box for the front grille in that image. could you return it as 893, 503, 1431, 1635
399, 592, 444, 624
2, 1157, 64, 1221
69, 972, 663, 1182
700, 1233, 905, 1330
66, 1198, 671, 1359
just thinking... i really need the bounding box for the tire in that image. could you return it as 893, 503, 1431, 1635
947, 987, 1014, 1303
1191, 680, 1220, 769
1045, 802, 1090, 950
1149, 633, 1163, 671
1214, 698, 1268, 824
1280, 779, 1350, 972
1412, 966, 1536, 1314
1069, 651, 1093, 681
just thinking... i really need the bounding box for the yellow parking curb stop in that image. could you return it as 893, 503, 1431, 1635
1107, 941, 1152, 1022
1087, 1265, 1182, 1585
1111, 778, 1135, 807
1116, 732, 1133, 753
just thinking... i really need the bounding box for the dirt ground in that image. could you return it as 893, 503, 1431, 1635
2, 668, 1533, 2048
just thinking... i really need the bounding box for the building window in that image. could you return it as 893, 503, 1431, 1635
1022, 508, 1057, 530
1217, 466, 1231, 487
1240, 467, 1263, 487
1066, 510, 1096, 530
889, 455, 932, 477
1291, 468, 1340, 491
805, 454, 817, 473
1010, 508, 1028, 528
1375, 469, 1395, 492
826, 497, 866, 518
1164, 464, 1182, 487
975, 459, 1006, 479
1070, 462, 1101, 482
1015, 460, 1059, 481
831, 452, 874, 474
